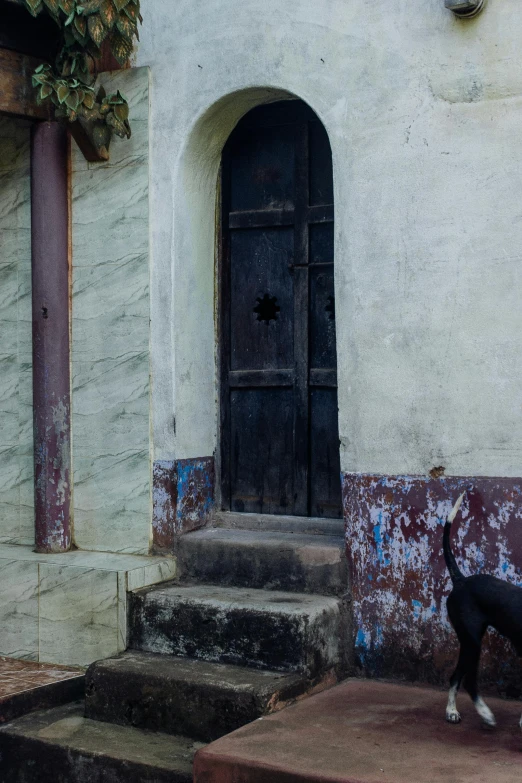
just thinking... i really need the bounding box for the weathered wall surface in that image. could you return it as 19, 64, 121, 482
152, 458, 214, 551
344, 476, 522, 694
136, 0, 522, 682
137, 0, 522, 479
0, 118, 34, 545
71, 67, 152, 554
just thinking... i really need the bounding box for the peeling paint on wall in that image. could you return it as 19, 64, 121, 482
343, 474, 522, 696
176, 457, 215, 534
152, 461, 177, 551
152, 457, 215, 551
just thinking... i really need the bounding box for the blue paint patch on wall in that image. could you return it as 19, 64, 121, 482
153, 457, 215, 548
176, 457, 215, 534
373, 515, 391, 567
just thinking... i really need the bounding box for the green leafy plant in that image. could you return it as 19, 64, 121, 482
20, 0, 141, 156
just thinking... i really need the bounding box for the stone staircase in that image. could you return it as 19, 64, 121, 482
0, 514, 350, 782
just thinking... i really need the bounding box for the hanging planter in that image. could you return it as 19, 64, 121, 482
20, 0, 142, 160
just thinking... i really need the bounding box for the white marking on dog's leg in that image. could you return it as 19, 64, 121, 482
519, 713, 522, 731
445, 684, 461, 724
474, 697, 496, 727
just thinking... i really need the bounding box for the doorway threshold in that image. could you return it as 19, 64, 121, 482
212, 512, 344, 537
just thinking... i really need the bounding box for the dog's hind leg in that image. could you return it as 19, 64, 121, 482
446, 596, 492, 726
445, 638, 479, 724
459, 634, 496, 727
465, 652, 496, 727
446, 652, 465, 724
446, 639, 495, 726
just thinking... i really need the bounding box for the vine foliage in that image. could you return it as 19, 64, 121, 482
20, 0, 142, 157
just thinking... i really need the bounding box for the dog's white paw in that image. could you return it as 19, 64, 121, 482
446, 709, 461, 724
475, 699, 496, 727
519, 714, 522, 731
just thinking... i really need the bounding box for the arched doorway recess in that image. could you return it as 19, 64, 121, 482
219, 100, 341, 519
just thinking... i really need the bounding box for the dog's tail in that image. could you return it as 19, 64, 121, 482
443, 492, 466, 585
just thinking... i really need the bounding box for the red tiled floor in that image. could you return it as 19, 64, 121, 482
0, 680, 34, 698
0, 657, 81, 700
194, 679, 522, 783
0, 657, 84, 723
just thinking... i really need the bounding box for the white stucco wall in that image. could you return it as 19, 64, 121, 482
137, 0, 522, 478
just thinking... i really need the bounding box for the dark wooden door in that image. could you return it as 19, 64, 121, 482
220, 100, 341, 518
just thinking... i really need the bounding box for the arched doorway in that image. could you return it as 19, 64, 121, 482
219, 100, 341, 519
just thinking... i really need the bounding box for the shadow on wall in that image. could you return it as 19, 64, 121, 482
170, 86, 297, 464
343, 474, 522, 698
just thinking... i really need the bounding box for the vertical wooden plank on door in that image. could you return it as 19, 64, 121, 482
292, 117, 310, 516
219, 101, 342, 518
222, 104, 298, 514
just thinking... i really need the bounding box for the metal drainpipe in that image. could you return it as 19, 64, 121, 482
30, 121, 72, 553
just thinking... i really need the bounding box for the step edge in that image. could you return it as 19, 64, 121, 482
181, 528, 345, 547
0, 704, 204, 757
132, 582, 344, 604
86, 662, 307, 698
212, 512, 344, 536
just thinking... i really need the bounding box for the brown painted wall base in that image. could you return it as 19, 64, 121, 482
343, 474, 522, 696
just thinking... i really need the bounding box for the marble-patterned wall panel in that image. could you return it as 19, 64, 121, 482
18, 361, 34, 545
72, 253, 150, 358
0, 543, 176, 664
17, 259, 32, 362
0, 118, 34, 545
73, 450, 150, 554
0, 446, 21, 542
0, 355, 20, 445
0, 558, 38, 660
71, 165, 148, 266
18, 457, 35, 546
18, 361, 33, 457
0, 261, 19, 356
72, 352, 149, 456
71, 67, 151, 555
39, 563, 119, 666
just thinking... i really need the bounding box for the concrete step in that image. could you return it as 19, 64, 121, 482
0, 702, 202, 783
85, 651, 317, 742
129, 583, 345, 677
178, 528, 348, 595
213, 511, 344, 537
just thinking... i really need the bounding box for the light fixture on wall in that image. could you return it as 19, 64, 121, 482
445, 0, 486, 17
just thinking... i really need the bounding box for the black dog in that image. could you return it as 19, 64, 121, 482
444, 491, 522, 728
